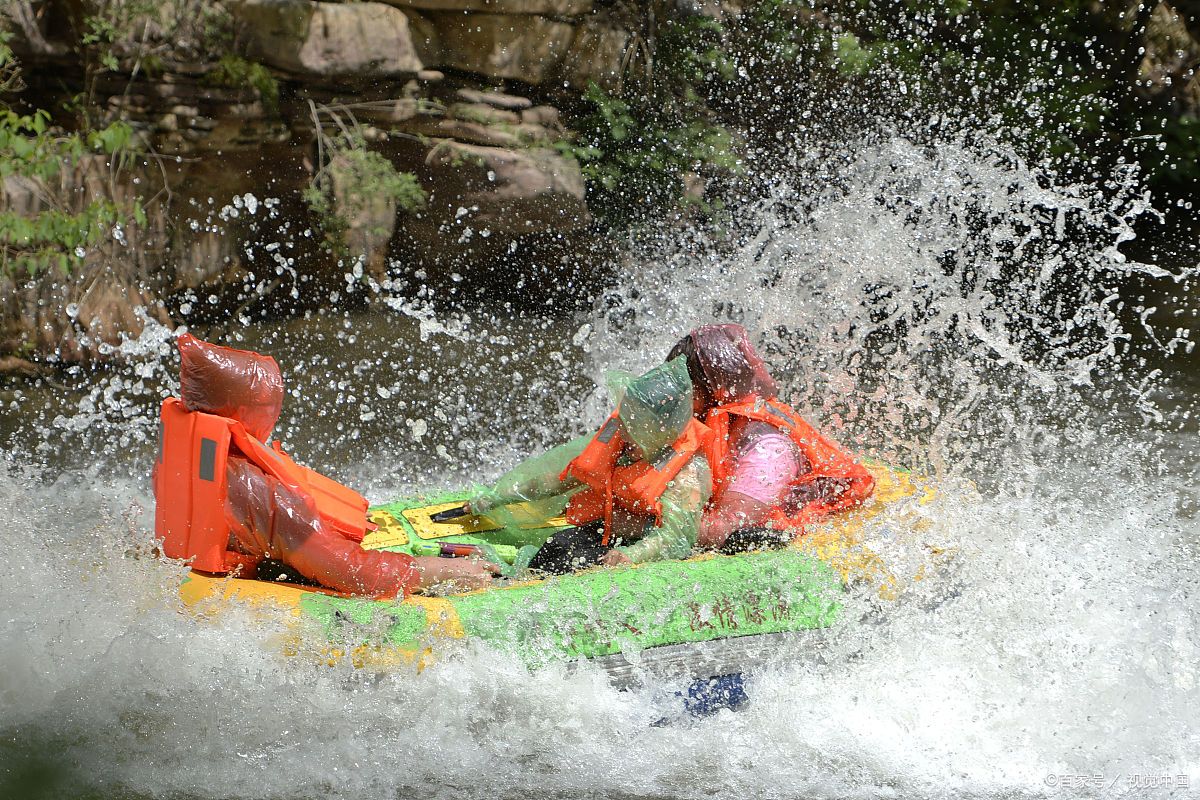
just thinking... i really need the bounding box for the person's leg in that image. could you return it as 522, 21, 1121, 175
528, 521, 608, 574
718, 526, 790, 555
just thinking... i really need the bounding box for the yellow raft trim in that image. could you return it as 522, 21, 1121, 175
180, 569, 308, 613
402, 501, 569, 540
795, 464, 923, 600
177, 463, 946, 670
363, 509, 410, 548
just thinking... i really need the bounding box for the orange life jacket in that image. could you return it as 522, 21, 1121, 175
153, 397, 372, 574
560, 413, 714, 545
705, 397, 874, 533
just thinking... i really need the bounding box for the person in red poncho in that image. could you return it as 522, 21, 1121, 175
666, 325, 875, 551
154, 335, 492, 596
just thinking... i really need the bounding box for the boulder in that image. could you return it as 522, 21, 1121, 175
424, 142, 587, 233
414, 12, 574, 84
381, 0, 592, 17
405, 118, 528, 149
521, 105, 562, 128
456, 88, 533, 111
385, 138, 587, 249
231, 0, 423, 78
448, 101, 523, 125
384, 139, 589, 274
554, 11, 630, 91
329, 152, 399, 281
1, 159, 172, 364
405, 117, 557, 147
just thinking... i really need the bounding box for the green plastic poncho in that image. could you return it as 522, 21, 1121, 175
469, 357, 712, 564
605, 356, 694, 459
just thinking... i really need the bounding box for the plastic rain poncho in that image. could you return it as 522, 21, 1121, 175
605, 356, 694, 459
176, 335, 420, 596
666, 323, 778, 408
470, 358, 712, 564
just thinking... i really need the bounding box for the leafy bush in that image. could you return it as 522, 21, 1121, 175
303, 105, 426, 258
0, 37, 144, 278
687, 0, 1199, 198
564, 11, 741, 225
759, 1, 1197, 188
206, 55, 279, 112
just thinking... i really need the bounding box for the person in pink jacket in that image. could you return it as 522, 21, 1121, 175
667, 325, 874, 551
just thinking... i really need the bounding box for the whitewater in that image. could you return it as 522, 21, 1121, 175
0, 132, 1196, 800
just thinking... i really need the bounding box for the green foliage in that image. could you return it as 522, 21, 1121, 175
657, 16, 736, 85
566, 11, 741, 224
925, 1, 1118, 158
300, 182, 348, 253
832, 33, 874, 76
1140, 114, 1200, 186
207, 55, 280, 112
71, 0, 235, 122
0, 43, 143, 278
0, 109, 145, 277
710, 0, 1198, 193
569, 83, 737, 208
0, 1, 243, 282
0, 31, 24, 95
0, 198, 133, 277
305, 106, 426, 258
816, 1, 1197, 184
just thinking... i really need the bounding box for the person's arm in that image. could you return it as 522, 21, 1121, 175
468, 433, 590, 512
697, 490, 773, 549
611, 457, 713, 565
411, 556, 494, 593
698, 431, 803, 548
790, 421, 875, 517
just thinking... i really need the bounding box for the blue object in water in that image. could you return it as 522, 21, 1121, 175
683, 673, 748, 717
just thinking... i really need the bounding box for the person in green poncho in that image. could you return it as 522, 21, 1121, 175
465, 358, 714, 574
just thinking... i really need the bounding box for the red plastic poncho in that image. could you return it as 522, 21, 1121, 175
178, 332, 283, 441
225, 459, 420, 597
175, 334, 419, 597
668, 324, 778, 407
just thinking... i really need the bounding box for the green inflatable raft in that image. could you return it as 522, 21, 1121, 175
180, 464, 931, 684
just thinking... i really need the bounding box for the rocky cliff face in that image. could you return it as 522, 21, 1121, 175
3, 1, 1197, 373
1, 0, 636, 369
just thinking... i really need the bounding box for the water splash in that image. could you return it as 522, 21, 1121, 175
1, 121, 1197, 799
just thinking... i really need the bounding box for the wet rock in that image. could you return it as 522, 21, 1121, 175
1, 155, 174, 365
417, 13, 574, 84
0, 356, 41, 378
354, 98, 425, 126
449, 101, 523, 125
407, 140, 587, 235
456, 88, 534, 111
232, 0, 424, 78
404, 118, 525, 148
329, 152, 399, 282
162, 143, 314, 294
1, 261, 172, 366
384, 138, 589, 275
381, 0, 592, 16
510, 123, 555, 145
554, 10, 630, 91
521, 105, 562, 129
1, 0, 611, 365
1141, 3, 1200, 117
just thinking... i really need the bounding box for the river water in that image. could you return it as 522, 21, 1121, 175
0, 131, 1197, 799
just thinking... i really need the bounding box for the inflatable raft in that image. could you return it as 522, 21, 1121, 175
179, 464, 939, 684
